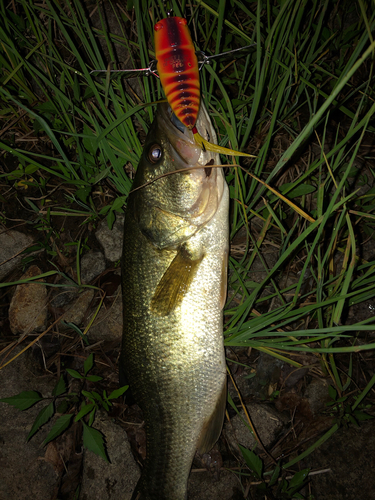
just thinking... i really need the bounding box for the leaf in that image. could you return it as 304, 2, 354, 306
269, 464, 281, 486
288, 468, 309, 489
108, 385, 129, 400
0, 391, 43, 410
82, 422, 109, 462
88, 408, 96, 427
52, 376, 67, 396
85, 375, 103, 382
43, 414, 73, 445
280, 183, 316, 198
239, 445, 263, 479
91, 392, 104, 403
84, 353, 94, 376
66, 369, 84, 379
27, 402, 55, 441
81, 390, 95, 403
75, 403, 96, 422
56, 399, 70, 414
328, 385, 337, 400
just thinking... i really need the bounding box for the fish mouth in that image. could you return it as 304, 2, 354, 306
159, 103, 219, 167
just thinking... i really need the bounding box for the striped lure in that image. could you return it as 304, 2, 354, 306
154, 16, 253, 157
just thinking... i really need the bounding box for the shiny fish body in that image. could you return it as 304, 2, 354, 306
120, 102, 229, 500
154, 16, 200, 129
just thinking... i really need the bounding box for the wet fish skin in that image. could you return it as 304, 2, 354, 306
120, 102, 229, 500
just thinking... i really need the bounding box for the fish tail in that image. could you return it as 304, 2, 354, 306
193, 130, 256, 158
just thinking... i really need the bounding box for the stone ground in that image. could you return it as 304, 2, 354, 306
0, 215, 374, 500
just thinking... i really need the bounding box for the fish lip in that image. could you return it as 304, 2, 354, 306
159, 103, 219, 167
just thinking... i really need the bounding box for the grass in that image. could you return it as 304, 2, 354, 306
1, 0, 375, 497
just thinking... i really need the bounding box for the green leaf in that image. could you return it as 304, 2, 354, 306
91, 392, 104, 403
288, 468, 309, 489
280, 183, 316, 198
66, 369, 84, 379
269, 464, 281, 486
108, 385, 129, 400
75, 403, 96, 422
85, 375, 103, 382
27, 402, 55, 441
82, 390, 96, 403
0, 391, 43, 410
84, 353, 94, 376
353, 410, 373, 422
43, 414, 73, 445
239, 445, 263, 479
88, 408, 96, 427
56, 399, 70, 414
52, 376, 67, 396
328, 385, 337, 401
82, 421, 109, 462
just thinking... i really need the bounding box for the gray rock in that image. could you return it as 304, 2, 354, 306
80, 413, 140, 500
304, 377, 332, 416
8, 265, 48, 334
50, 277, 79, 308
224, 403, 287, 454
88, 285, 122, 343
59, 288, 95, 331
244, 352, 284, 400
188, 469, 242, 499
0, 230, 34, 280
0, 349, 58, 500
308, 420, 375, 500
96, 215, 124, 263
81, 251, 106, 284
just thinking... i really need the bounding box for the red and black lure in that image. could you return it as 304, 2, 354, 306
92, 16, 256, 157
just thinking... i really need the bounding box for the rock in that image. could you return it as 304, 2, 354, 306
87, 285, 122, 343
59, 288, 95, 331
188, 470, 243, 499
0, 230, 34, 280
80, 413, 140, 500
8, 265, 48, 334
224, 403, 287, 454
308, 420, 375, 499
0, 348, 58, 500
95, 215, 124, 263
81, 251, 106, 284
240, 351, 284, 401
50, 277, 79, 308
304, 377, 332, 416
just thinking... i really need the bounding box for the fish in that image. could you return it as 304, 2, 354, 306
91, 15, 256, 158
120, 101, 229, 500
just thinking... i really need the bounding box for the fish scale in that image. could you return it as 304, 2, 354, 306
120, 102, 228, 499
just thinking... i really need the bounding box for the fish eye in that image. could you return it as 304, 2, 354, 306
148, 144, 162, 164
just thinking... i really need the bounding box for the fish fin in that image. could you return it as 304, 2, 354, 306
193, 132, 257, 158
220, 249, 228, 310
150, 247, 203, 316
197, 380, 227, 454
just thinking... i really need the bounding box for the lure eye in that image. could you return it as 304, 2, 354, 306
148, 144, 162, 164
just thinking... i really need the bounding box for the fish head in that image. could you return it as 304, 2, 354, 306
129, 102, 226, 248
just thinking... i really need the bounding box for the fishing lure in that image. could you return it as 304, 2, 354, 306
92, 16, 256, 157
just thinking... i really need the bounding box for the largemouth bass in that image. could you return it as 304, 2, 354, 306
120, 101, 229, 500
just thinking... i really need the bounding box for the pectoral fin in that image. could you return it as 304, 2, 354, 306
197, 381, 227, 454
150, 247, 203, 317
193, 131, 256, 158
